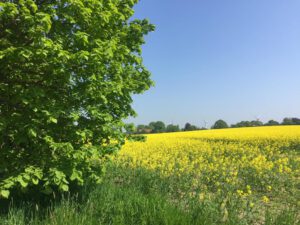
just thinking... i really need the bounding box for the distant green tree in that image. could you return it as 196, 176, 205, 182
264, 120, 280, 126
282, 118, 294, 125
231, 120, 263, 128
149, 121, 166, 133
212, 120, 228, 129
282, 117, 300, 125
250, 120, 263, 127
292, 118, 300, 125
183, 123, 192, 131
166, 124, 180, 132
183, 123, 198, 131
231, 121, 249, 128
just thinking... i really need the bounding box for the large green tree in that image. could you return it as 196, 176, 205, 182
0, 0, 154, 198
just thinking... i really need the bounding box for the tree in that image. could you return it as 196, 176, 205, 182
231, 121, 251, 128
166, 124, 180, 132
264, 120, 279, 126
249, 120, 263, 127
0, 0, 154, 198
124, 123, 136, 135
231, 120, 263, 128
282, 117, 300, 125
282, 118, 294, 125
291, 118, 300, 125
212, 120, 228, 129
184, 123, 192, 131
149, 121, 166, 133
183, 123, 198, 131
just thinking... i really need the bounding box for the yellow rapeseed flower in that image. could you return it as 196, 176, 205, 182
115, 126, 300, 204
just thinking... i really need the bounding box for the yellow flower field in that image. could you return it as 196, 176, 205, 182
115, 126, 300, 207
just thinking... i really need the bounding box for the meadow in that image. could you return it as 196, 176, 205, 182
1, 126, 300, 224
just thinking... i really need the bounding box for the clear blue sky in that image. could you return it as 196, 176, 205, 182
128, 0, 300, 128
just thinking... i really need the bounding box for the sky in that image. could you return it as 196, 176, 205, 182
127, 0, 300, 128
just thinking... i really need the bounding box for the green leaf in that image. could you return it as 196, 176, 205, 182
49, 117, 57, 124
37, 12, 52, 32
17, 176, 28, 188
32, 178, 39, 185
70, 171, 78, 181
60, 184, 69, 192
28, 128, 37, 138
0, 190, 10, 199
0, 51, 5, 60
30, 2, 38, 13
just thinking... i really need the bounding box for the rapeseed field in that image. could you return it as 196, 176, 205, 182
112, 126, 300, 223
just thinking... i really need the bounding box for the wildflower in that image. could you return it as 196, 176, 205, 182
237, 190, 244, 196
262, 196, 269, 203
246, 185, 252, 194
199, 193, 205, 201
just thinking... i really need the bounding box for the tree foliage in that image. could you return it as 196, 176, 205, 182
231, 120, 263, 128
211, 120, 228, 129
183, 122, 198, 131
166, 124, 180, 132
264, 120, 279, 126
124, 123, 136, 135
282, 117, 300, 125
0, 0, 154, 198
149, 121, 166, 133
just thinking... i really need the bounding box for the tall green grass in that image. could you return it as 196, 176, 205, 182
0, 164, 299, 225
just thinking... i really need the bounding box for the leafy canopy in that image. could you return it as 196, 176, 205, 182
149, 121, 166, 133
0, 0, 154, 198
211, 120, 228, 129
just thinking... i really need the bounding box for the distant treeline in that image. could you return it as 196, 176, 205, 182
213, 117, 300, 129
125, 117, 300, 134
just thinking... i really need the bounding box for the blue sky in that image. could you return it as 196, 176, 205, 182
128, 0, 300, 128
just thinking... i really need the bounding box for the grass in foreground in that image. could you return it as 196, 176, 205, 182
0, 171, 299, 225
1, 168, 298, 225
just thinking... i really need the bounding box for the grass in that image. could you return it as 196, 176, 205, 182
0, 165, 299, 225
0, 180, 214, 225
